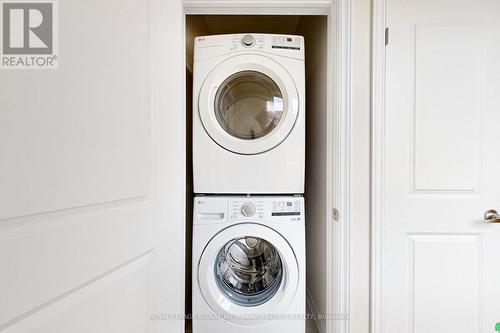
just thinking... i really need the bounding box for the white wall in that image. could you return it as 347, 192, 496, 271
296, 16, 329, 329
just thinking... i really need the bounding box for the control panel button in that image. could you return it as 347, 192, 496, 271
241, 34, 255, 47
240, 202, 256, 217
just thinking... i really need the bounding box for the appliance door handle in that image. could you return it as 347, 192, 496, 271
484, 209, 500, 223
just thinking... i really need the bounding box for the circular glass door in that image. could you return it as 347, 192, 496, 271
214, 71, 284, 140
198, 54, 300, 155
197, 223, 299, 325
215, 236, 283, 307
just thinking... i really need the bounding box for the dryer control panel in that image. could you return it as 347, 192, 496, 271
194, 34, 305, 61
271, 35, 302, 51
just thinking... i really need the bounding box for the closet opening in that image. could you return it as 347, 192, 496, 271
185, 14, 330, 333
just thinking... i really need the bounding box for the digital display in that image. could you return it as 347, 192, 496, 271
271, 36, 301, 50
272, 212, 300, 216
272, 200, 300, 216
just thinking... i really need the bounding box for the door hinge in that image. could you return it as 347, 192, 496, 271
332, 208, 339, 222
385, 27, 389, 46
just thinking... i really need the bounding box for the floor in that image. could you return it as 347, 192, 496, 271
185, 319, 319, 332
306, 318, 320, 332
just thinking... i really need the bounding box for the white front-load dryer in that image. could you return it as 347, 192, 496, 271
193, 34, 305, 194
192, 196, 305, 333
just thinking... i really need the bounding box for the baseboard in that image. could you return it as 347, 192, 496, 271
306, 288, 326, 333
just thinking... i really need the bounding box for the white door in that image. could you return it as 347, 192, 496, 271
0, 0, 184, 332
380, 0, 500, 332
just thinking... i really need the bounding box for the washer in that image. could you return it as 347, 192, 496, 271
193, 34, 305, 194
192, 196, 305, 333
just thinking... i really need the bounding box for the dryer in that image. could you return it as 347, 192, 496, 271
193, 34, 305, 194
192, 196, 305, 333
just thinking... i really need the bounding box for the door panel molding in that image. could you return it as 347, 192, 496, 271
0, 195, 149, 225
0, 200, 156, 326
1, 250, 153, 332
406, 233, 483, 333
409, 22, 484, 195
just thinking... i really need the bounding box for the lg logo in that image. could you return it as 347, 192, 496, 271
1, 0, 57, 69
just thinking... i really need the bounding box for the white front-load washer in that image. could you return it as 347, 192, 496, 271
193, 34, 305, 194
192, 196, 305, 333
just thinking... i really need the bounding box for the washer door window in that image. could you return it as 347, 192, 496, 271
215, 236, 283, 306
215, 71, 284, 140
198, 223, 299, 325
199, 54, 300, 155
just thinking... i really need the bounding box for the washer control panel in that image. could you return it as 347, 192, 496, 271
195, 196, 303, 225
226, 197, 303, 222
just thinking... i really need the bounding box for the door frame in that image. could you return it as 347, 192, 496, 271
182, 1, 353, 333
370, 0, 387, 332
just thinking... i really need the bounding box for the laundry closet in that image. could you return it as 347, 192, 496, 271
185, 15, 331, 333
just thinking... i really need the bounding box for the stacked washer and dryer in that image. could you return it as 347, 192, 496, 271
192, 33, 306, 333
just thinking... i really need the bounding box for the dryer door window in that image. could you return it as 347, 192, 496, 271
214, 71, 284, 140
198, 54, 300, 155
215, 236, 283, 307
